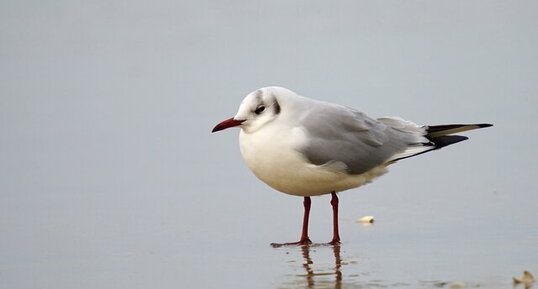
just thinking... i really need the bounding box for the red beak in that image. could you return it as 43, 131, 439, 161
212, 117, 245, 133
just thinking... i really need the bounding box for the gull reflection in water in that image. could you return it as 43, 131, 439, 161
277, 244, 363, 289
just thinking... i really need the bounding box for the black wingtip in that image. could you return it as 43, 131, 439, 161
430, 135, 469, 148
477, 123, 493, 128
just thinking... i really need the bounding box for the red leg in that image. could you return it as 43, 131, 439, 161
271, 197, 312, 247
327, 191, 341, 245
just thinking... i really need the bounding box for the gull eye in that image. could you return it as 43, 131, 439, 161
254, 105, 266, 115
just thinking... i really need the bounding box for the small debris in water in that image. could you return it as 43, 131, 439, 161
449, 281, 466, 289
513, 270, 535, 288
357, 216, 375, 223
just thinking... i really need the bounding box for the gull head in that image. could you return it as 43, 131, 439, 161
212, 86, 296, 133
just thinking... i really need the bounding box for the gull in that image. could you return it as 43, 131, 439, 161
212, 87, 492, 247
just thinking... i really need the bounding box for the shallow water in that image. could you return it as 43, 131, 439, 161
2, 180, 535, 289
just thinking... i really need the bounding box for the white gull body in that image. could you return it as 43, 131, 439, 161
233, 87, 432, 196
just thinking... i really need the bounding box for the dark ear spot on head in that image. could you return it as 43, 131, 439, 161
274, 100, 281, 115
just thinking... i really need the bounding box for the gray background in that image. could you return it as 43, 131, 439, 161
1, 1, 537, 289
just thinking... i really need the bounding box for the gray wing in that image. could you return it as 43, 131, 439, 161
299, 104, 426, 175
